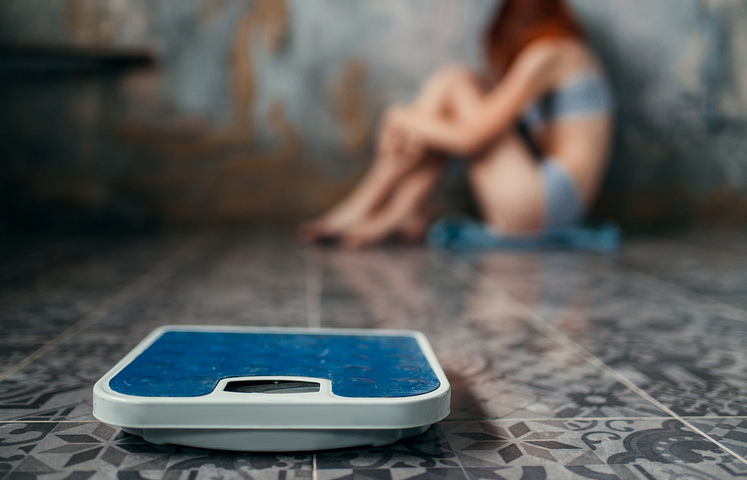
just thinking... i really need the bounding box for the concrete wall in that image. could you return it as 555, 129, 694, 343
1, 0, 746, 231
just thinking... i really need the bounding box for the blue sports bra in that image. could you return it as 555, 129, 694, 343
522, 71, 614, 129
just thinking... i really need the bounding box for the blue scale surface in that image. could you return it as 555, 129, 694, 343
109, 331, 440, 398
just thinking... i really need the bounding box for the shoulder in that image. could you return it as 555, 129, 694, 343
509, 37, 592, 85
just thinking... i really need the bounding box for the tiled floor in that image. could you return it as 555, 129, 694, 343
2, 228, 747, 479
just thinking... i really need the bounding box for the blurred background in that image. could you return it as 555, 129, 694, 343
1, 0, 746, 234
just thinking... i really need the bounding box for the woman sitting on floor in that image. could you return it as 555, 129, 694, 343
300, 0, 614, 249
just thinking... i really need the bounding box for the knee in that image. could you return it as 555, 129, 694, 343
415, 66, 483, 118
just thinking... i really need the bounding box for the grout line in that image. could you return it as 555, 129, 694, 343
455, 444, 469, 479
0, 233, 214, 384
440, 415, 747, 423
446, 422, 470, 480
451, 253, 747, 466
304, 249, 323, 329
441, 416, 675, 423
2, 415, 746, 425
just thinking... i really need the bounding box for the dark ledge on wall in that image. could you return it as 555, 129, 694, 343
0, 45, 156, 76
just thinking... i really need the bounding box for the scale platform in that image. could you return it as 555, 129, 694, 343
93, 326, 451, 452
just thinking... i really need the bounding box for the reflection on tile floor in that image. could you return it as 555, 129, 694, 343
2, 229, 747, 479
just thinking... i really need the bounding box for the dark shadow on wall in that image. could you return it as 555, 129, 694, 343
0, 47, 160, 234
584, 5, 747, 232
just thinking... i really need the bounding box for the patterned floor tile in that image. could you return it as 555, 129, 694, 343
320, 249, 666, 421
0, 289, 104, 337
444, 420, 601, 469
552, 283, 747, 418
445, 418, 747, 479
440, 324, 666, 421
0, 235, 190, 337
162, 468, 312, 480
464, 465, 620, 479
0, 422, 58, 478
688, 417, 747, 460
317, 468, 467, 480
4, 230, 747, 479
451, 251, 587, 312
319, 248, 466, 333
457, 250, 747, 418
5, 422, 175, 480
0, 338, 53, 376
316, 425, 459, 471
619, 238, 747, 311
0, 335, 144, 422
565, 418, 747, 479
162, 446, 312, 480
89, 234, 308, 336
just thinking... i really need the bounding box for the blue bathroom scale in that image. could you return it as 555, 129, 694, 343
93, 326, 450, 452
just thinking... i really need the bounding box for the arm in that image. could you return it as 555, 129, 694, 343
396, 42, 564, 156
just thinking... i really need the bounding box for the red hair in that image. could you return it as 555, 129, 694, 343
485, 0, 585, 75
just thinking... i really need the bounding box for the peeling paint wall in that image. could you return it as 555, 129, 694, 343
1, 0, 746, 230
573, 0, 747, 228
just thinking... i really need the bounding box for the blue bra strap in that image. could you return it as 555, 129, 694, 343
523, 73, 614, 127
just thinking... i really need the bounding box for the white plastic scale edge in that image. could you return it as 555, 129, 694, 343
93, 325, 451, 452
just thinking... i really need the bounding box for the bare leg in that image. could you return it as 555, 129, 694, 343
353, 127, 545, 246
298, 155, 410, 243
468, 130, 545, 232
338, 69, 487, 247
341, 155, 447, 248
299, 67, 484, 244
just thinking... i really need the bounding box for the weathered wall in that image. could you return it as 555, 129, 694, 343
580, 0, 747, 228
1, 0, 746, 231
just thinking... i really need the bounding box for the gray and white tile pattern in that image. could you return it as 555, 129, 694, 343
1, 229, 747, 479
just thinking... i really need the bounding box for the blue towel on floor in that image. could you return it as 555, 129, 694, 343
426, 216, 622, 253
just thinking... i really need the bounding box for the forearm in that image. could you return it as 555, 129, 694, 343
409, 113, 508, 157
402, 45, 557, 155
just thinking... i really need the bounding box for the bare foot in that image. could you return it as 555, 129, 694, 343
393, 211, 429, 243
299, 192, 386, 244
340, 211, 429, 249
298, 216, 346, 244
298, 167, 408, 244
340, 222, 387, 249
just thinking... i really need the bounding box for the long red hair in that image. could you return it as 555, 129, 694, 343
485, 0, 585, 75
